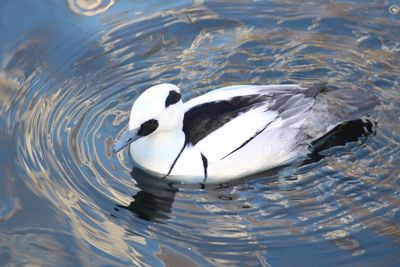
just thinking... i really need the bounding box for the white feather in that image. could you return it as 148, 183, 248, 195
196, 107, 277, 161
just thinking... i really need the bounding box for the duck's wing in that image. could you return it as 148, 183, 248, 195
183, 84, 324, 161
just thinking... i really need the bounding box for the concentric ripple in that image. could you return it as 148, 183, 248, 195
1, 0, 400, 266
67, 0, 115, 16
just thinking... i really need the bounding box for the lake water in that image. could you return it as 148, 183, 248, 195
1, 0, 400, 266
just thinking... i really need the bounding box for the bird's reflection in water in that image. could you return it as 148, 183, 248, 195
116, 168, 178, 223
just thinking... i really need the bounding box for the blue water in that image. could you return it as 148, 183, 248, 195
1, 0, 400, 266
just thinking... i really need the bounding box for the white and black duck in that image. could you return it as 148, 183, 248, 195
113, 83, 376, 184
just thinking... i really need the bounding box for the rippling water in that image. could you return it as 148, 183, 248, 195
1, 0, 400, 266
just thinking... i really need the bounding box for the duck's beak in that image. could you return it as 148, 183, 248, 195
113, 128, 140, 153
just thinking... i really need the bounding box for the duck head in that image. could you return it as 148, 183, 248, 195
113, 83, 184, 152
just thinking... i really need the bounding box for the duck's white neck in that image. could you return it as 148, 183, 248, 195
129, 129, 187, 177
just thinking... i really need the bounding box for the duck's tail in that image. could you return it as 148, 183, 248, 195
302, 84, 378, 139
309, 118, 376, 156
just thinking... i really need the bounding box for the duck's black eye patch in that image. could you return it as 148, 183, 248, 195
138, 119, 159, 136
165, 90, 181, 107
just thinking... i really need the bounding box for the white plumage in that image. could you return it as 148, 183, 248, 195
113, 83, 376, 184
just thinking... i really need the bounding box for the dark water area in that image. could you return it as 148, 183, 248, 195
1, 0, 400, 266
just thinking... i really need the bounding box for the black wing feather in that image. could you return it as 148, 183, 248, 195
183, 94, 268, 145
182, 84, 326, 146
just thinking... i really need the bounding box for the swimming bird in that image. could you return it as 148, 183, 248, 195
113, 83, 376, 184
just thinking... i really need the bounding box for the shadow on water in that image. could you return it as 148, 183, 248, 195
115, 168, 178, 222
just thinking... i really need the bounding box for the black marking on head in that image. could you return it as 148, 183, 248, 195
183, 94, 268, 145
138, 119, 159, 136
165, 90, 181, 108
201, 153, 208, 182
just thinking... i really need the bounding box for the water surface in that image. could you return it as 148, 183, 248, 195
1, 0, 400, 266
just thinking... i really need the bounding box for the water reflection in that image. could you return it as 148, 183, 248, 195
0, 232, 69, 266
67, 0, 116, 16
1, 0, 400, 266
389, 5, 400, 15
116, 168, 177, 222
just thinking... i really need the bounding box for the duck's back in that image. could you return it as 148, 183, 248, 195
175, 84, 377, 182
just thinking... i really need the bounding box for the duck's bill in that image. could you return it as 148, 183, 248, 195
113, 128, 140, 153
